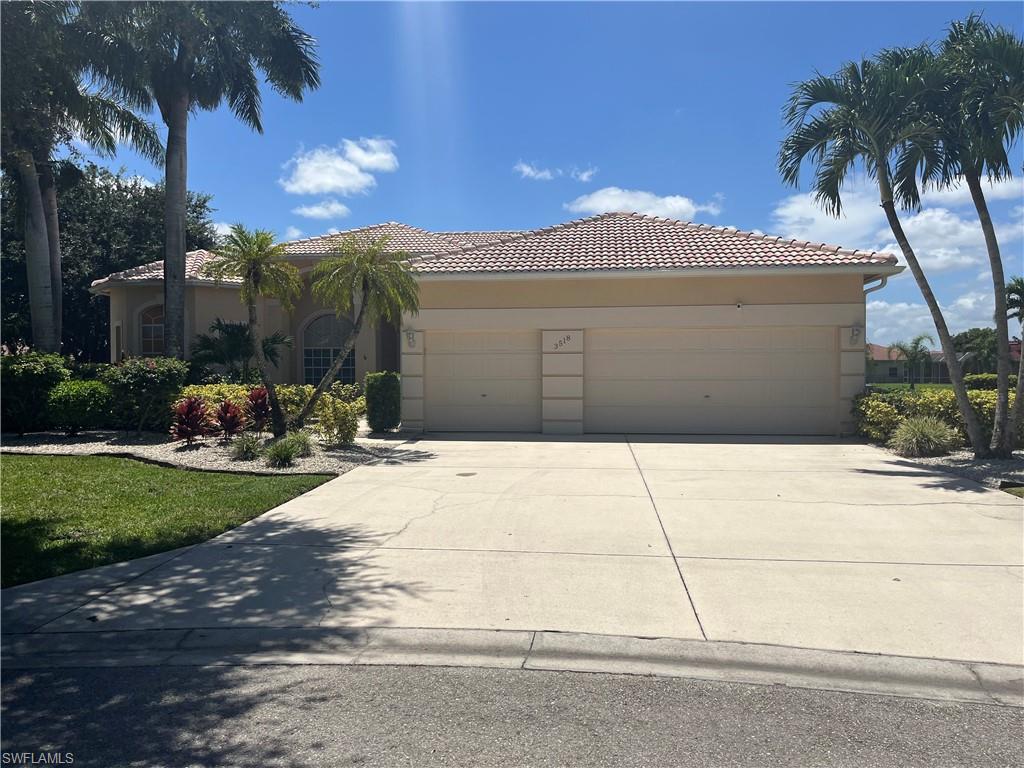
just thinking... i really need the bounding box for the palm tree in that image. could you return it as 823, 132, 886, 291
779, 56, 989, 457
1008, 277, 1024, 324
202, 226, 302, 437
291, 235, 419, 428
889, 334, 935, 390
1007, 276, 1024, 444
903, 18, 1024, 455
1, 2, 162, 351
192, 318, 292, 383
82, 2, 320, 359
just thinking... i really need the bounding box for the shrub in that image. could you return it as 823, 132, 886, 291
231, 433, 263, 460
265, 437, 299, 468
180, 383, 249, 410
170, 396, 213, 445
963, 373, 1018, 390
314, 396, 359, 445
888, 416, 961, 457
274, 384, 315, 422
365, 371, 400, 432
47, 380, 114, 435
1, 353, 71, 434
351, 395, 367, 418
330, 382, 362, 403
284, 429, 314, 458
854, 394, 903, 442
69, 361, 112, 381
214, 400, 245, 438
246, 387, 272, 434
100, 357, 189, 433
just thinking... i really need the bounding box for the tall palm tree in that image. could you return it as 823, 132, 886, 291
291, 235, 419, 428
82, 2, 320, 359
889, 334, 935, 390
202, 226, 302, 437
779, 56, 989, 457
1, 2, 162, 351
1008, 277, 1024, 324
894, 18, 1024, 454
1007, 276, 1024, 443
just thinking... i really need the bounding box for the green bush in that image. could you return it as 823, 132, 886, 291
365, 371, 400, 432
314, 397, 359, 445
69, 361, 112, 381
265, 437, 299, 468
963, 373, 1018, 390
180, 383, 314, 423
46, 380, 114, 435
284, 429, 314, 458
231, 433, 263, 461
888, 416, 961, 457
1, 353, 71, 434
101, 357, 190, 433
274, 384, 315, 422
330, 382, 362, 403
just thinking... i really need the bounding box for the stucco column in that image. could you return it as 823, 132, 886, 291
542, 330, 584, 435
838, 324, 866, 435
400, 326, 425, 432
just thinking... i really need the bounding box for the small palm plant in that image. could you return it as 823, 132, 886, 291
192, 318, 292, 383
889, 334, 935, 390
290, 235, 419, 428
203, 226, 302, 436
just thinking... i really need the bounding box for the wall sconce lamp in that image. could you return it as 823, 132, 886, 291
850, 325, 863, 344
404, 329, 417, 349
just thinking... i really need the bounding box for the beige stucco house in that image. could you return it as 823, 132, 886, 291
92, 212, 902, 436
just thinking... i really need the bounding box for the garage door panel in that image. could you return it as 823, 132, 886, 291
585, 328, 838, 435
425, 331, 541, 432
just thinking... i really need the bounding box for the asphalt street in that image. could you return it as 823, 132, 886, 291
2, 664, 1021, 768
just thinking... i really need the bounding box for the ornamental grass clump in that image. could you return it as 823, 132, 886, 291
265, 437, 299, 468
887, 416, 961, 458
214, 400, 245, 438
170, 396, 213, 445
284, 429, 314, 458
231, 433, 263, 461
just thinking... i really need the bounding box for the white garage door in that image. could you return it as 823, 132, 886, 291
425, 330, 541, 431
584, 327, 838, 435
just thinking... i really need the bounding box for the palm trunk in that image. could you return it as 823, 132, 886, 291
38, 161, 62, 347
13, 151, 58, 352
291, 289, 369, 429
248, 299, 287, 437
964, 169, 1012, 456
877, 178, 987, 457
162, 94, 189, 359
1011, 351, 1023, 451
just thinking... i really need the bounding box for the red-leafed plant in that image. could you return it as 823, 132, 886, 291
170, 396, 213, 445
246, 386, 272, 434
214, 400, 245, 438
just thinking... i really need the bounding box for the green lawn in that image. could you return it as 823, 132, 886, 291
0, 454, 331, 588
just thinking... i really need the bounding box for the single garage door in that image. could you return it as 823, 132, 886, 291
584, 327, 837, 435
425, 330, 541, 431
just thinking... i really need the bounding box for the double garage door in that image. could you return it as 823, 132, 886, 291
423, 328, 837, 434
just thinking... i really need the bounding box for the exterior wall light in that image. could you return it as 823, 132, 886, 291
405, 329, 417, 348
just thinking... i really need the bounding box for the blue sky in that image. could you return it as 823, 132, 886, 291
89, 1, 1023, 345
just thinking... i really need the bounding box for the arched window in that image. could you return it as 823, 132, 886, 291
139, 305, 164, 355
303, 314, 355, 386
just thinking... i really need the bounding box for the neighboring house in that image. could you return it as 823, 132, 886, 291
865, 342, 1021, 384
92, 212, 903, 435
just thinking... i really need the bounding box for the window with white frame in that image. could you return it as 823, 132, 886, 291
303, 314, 355, 386
139, 305, 164, 355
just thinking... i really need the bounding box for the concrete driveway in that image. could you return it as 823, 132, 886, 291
10, 436, 1024, 665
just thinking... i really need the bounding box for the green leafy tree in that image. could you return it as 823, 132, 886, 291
778, 54, 988, 457
202, 226, 302, 437
292, 235, 419, 428
192, 318, 292, 383
1, 164, 218, 359
1, 1, 162, 351
952, 328, 998, 373
81, 2, 320, 359
889, 334, 935, 390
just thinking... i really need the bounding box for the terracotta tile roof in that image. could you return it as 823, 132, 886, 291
414, 212, 899, 275
283, 222, 470, 256
867, 343, 903, 362
435, 230, 524, 246
90, 250, 240, 288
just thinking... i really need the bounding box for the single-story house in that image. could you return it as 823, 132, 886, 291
864, 342, 1022, 384
91, 212, 903, 435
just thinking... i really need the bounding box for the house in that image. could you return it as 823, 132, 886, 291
865, 342, 1018, 384
91, 212, 903, 435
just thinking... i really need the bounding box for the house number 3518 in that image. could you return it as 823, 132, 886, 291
552, 334, 574, 350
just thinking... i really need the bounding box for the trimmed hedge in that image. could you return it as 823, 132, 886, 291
100, 357, 190, 433
47, 380, 114, 435
963, 373, 1019, 390
1, 353, 71, 434
180, 383, 316, 423
365, 371, 400, 432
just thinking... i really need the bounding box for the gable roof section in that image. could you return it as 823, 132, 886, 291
90, 250, 240, 289
284, 222, 471, 256
414, 212, 899, 275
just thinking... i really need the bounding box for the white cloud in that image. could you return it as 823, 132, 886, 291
279, 137, 398, 196
128, 175, 155, 188
571, 166, 598, 183
771, 182, 882, 251
867, 291, 996, 346
920, 177, 1024, 208
342, 137, 399, 172
514, 161, 555, 181
213, 221, 233, 237
283, 226, 303, 240
564, 186, 722, 220
291, 199, 351, 220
